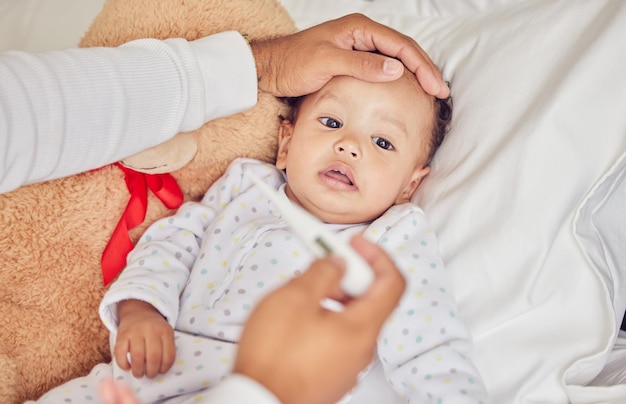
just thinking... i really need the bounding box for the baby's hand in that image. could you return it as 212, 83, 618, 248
114, 299, 176, 379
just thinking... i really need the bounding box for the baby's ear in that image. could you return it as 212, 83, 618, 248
275, 120, 294, 170
397, 165, 430, 203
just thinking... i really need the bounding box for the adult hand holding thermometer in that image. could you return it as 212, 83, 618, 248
248, 172, 375, 297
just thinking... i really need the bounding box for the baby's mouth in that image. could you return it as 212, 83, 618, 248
320, 163, 356, 189
324, 169, 353, 186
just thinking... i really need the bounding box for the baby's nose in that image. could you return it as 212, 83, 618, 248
335, 142, 360, 159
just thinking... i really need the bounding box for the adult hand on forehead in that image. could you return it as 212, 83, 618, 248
251, 13, 450, 99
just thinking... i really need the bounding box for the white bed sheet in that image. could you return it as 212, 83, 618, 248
574, 150, 626, 401
2, 0, 626, 403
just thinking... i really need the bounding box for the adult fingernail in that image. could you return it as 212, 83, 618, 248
383, 59, 403, 76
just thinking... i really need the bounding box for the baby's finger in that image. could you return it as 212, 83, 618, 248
113, 338, 131, 371
128, 337, 147, 378
143, 335, 163, 379
159, 334, 177, 374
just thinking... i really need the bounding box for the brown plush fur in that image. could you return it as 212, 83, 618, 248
0, 1, 295, 402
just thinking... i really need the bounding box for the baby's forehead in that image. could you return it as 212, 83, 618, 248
399, 67, 429, 97
304, 72, 434, 128
317, 71, 428, 101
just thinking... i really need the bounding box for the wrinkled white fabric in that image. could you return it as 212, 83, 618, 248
0, 31, 256, 193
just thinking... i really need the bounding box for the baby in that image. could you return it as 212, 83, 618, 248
34, 69, 489, 403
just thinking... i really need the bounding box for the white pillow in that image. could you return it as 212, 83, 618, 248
280, 1, 626, 403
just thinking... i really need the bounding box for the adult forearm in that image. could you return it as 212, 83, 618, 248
0, 32, 257, 193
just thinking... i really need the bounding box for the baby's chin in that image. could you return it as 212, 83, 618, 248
287, 187, 384, 224
314, 207, 382, 225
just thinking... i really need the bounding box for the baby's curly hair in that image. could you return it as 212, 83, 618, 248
280, 84, 452, 166
427, 90, 452, 164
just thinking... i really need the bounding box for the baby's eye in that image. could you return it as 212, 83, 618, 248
319, 117, 342, 129
373, 136, 394, 150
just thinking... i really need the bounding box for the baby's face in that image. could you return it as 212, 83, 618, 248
276, 71, 434, 224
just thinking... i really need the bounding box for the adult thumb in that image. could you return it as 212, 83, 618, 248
294, 256, 347, 302
339, 49, 450, 98
340, 50, 404, 83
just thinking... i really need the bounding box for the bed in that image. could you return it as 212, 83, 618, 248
2, 0, 625, 402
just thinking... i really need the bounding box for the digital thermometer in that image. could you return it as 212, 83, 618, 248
248, 172, 374, 297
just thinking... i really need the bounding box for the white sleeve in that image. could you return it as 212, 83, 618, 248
98, 158, 267, 332
179, 374, 281, 404
0, 31, 257, 193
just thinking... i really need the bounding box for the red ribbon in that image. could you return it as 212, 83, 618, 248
101, 163, 184, 285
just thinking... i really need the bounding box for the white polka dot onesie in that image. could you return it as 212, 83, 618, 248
33, 158, 489, 404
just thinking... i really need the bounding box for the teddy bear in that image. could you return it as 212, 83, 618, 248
0, 0, 295, 402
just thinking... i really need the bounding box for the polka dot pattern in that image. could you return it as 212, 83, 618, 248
39, 159, 488, 404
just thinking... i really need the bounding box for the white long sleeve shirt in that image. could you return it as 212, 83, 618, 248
0, 31, 257, 193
